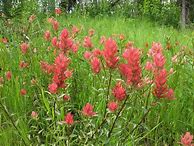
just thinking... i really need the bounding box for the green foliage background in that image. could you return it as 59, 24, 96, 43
0, 0, 185, 27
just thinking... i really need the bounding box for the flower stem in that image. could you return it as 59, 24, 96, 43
123, 107, 152, 143
130, 108, 151, 134
103, 69, 112, 118
91, 113, 108, 139
108, 95, 129, 138
90, 69, 112, 140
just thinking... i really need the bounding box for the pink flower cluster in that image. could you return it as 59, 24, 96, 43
44, 30, 51, 41
64, 103, 96, 125
90, 57, 101, 74
82, 103, 96, 116
45, 53, 71, 94
106, 81, 127, 113
119, 46, 142, 86
41, 27, 82, 94
19, 61, 29, 69
55, 8, 62, 15
83, 48, 102, 74
147, 42, 175, 100
38, 26, 177, 132
112, 82, 126, 101
83, 36, 93, 49
40, 61, 54, 74
20, 42, 29, 54
103, 38, 119, 68
107, 101, 118, 112
59, 29, 76, 53
29, 14, 36, 23
48, 18, 59, 31
64, 112, 74, 125
181, 132, 194, 146
49, 28, 78, 53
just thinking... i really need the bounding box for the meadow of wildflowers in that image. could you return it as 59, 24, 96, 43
0, 10, 193, 145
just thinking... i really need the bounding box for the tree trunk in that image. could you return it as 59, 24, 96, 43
181, 0, 186, 28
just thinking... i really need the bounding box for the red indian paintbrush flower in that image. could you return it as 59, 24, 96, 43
20, 42, 29, 54
52, 37, 58, 48
44, 30, 51, 41
2, 38, 8, 44
103, 38, 119, 68
119, 34, 125, 40
6, 71, 12, 80
112, 82, 126, 101
40, 61, 54, 74
83, 51, 92, 60
41, 51, 71, 94
147, 43, 175, 100
92, 48, 102, 57
29, 14, 36, 23
108, 101, 118, 112
83, 36, 93, 48
88, 29, 95, 37
31, 111, 38, 119
148, 42, 163, 57
166, 88, 176, 100
63, 95, 70, 101
65, 38, 73, 49
52, 53, 70, 88
119, 64, 132, 83
64, 112, 74, 125
72, 25, 79, 35
90, 57, 101, 74
153, 53, 166, 68
153, 69, 168, 98
145, 61, 153, 71
20, 89, 27, 96
119, 66, 133, 82
123, 47, 140, 67
48, 17, 54, 23
55, 8, 62, 15
82, 103, 96, 117
48, 82, 58, 94
125, 41, 133, 48
64, 70, 72, 78
71, 43, 79, 53
100, 36, 106, 44
180, 132, 193, 146
19, 61, 28, 69
153, 69, 175, 100
58, 29, 74, 53
120, 47, 141, 85
52, 20, 59, 31
55, 53, 69, 67
60, 29, 69, 41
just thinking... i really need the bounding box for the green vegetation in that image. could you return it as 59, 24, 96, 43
0, 15, 193, 145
